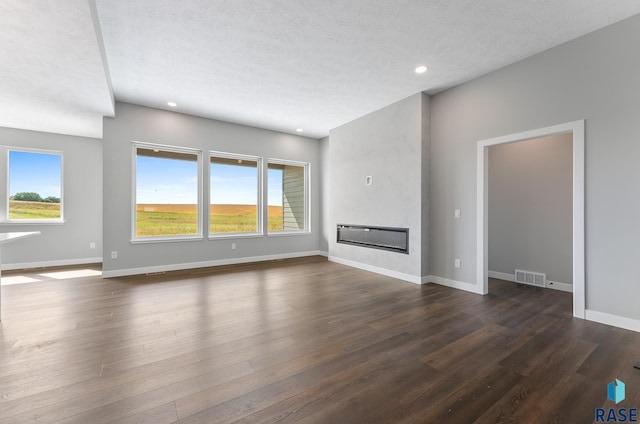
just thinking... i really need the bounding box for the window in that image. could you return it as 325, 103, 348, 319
210, 153, 262, 236
133, 144, 202, 241
131, 144, 309, 240
267, 160, 309, 233
7, 149, 63, 222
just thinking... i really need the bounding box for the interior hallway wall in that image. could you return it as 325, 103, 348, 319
488, 134, 572, 286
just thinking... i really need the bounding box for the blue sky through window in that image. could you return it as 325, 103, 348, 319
209, 165, 283, 206
268, 168, 282, 207
210, 163, 257, 205
136, 156, 198, 204
136, 156, 284, 206
9, 151, 61, 198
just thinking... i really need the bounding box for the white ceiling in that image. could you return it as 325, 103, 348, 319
2, 1, 640, 139
0, 1, 114, 138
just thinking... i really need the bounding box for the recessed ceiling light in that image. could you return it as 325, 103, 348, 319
415, 65, 428, 74
296, 128, 303, 133
167, 101, 177, 107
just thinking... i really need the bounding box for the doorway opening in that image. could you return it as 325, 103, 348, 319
476, 120, 585, 318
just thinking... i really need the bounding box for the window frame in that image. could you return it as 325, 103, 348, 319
266, 158, 311, 236
208, 151, 263, 239
1, 146, 64, 225
131, 141, 204, 243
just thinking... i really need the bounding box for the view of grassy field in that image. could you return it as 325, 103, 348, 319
9, 200, 61, 219
210, 204, 283, 233
136, 204, 283, 236
136, 204, 198, 237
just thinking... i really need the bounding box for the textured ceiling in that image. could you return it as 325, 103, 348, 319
2, 1, 640, 139
0, 0, 114, 138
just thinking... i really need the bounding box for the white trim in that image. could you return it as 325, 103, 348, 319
572, 123, 586, 318
209, 233, 264, 240
130, 236, 204, 244
585, 310, 640, 333
317, 251, 328, 257
267, 231, 312, 237
328, 256, 421, 285
209, 151, 263, 237
488, 270, 515, 282
477, 120, 585, 318
0, 220, 65, 226
3, 147, 64, 223
425, 275, 483, 294
546, 280, 573, 293
131, 142, 204, 242
267, 158, 311, 234
1, 257, 102, 271
477, 140, 489, 295
102, 250, 325, 278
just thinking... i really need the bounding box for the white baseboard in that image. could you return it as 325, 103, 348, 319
326, 256, 484, 293
102, 251, 327, 278
585, 309, 640, 333
1, 257, 102, 271
488, 271, 514, 282
317, 251, 329, 257
424, 275, 483, 294
488, 270, 573, 293
327, 256, 422, 285
546, 280, 572, 293
493, 270, 636, 332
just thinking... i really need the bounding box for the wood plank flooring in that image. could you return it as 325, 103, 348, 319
0, 256, 639, 423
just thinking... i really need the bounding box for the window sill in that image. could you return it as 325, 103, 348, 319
130, 235, 204, 244
0, 220, 65, 226
267, 231, 311, 237
209, 232, 264, 240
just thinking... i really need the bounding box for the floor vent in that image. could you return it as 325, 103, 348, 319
514, 269, 546, 288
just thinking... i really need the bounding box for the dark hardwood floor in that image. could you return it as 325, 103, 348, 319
0, 256, 638, 423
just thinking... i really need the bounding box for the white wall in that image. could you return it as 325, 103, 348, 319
488, 134, 572, 284
327, 93, 430, 282
430, 14, 640, 321
0, 127, 102, 268
102, 103, 322, 277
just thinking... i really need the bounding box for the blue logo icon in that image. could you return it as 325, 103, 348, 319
596, 379, 636, 422
608, 379, 626, 404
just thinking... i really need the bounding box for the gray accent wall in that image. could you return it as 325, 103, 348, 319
328, 93, 430, 279
430, 14, 640, 320
102, 102, 321, 276
0, 127, 102, 268
488, 134, 572, 284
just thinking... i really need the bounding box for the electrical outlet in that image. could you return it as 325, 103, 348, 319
231, 243, 236, 250
365, 176, 373, 185
111, 251, 118, 259
454, 259, 461, 269
90, 242, 96, 249
454, 209, 461, 219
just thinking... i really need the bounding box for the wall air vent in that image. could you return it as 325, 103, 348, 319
514, 269, 546, 288
337, 224, 409, 254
